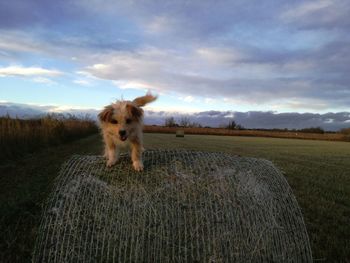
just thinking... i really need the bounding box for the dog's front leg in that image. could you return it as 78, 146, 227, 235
131, 140, 143, 171
105, 139, 119, 167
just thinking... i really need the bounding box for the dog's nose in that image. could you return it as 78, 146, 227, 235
119, 130, 126, 136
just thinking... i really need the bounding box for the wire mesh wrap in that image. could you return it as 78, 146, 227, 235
32, 150, 312, 262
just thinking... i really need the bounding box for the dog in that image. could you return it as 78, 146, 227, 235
98, 93, 157, 171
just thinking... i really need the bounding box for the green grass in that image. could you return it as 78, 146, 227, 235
1, 133, 349, 262
144, 134, 350, 262
0, 135, 103, 263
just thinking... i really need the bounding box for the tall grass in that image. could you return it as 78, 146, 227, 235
340, 128, 350, 141
0, 114, 98, 161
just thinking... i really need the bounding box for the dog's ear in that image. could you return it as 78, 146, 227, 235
127, 104, 143, 121
98, 105, 114, 122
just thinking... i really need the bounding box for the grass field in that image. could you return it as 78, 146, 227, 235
1, 133, 349, 262
144, 125, 349, 142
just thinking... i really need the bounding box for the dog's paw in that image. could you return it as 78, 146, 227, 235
106, 159, 117, 167
133, 161, 144, 172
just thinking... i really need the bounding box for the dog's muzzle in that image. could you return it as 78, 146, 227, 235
119, 130, 128, 141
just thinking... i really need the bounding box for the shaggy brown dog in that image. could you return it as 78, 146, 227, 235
98, 94, 157, 171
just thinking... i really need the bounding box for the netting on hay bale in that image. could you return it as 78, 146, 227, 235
32, 150, 312, 262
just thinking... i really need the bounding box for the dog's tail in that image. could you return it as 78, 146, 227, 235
133, 93, 157, 107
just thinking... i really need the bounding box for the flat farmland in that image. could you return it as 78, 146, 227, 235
1, 133, 349, 262
144, 134, 350, 262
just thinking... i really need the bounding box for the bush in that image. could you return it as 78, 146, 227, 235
164, 117, 177, 127
226, 120, 244, 130
340, 128, 350, 141
299, 127, 325, 134
340, 128, 350, 134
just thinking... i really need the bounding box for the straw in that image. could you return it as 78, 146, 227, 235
32, 150, 312, 262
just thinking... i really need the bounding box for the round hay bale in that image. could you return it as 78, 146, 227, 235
176, 130, 185, 137
32, 150, 312, 262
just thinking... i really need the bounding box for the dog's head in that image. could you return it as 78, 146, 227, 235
99, 101, 143, 141
98, 94, 157, 142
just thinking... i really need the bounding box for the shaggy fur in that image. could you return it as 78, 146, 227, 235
98, 94, 157, 171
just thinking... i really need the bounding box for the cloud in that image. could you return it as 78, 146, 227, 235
0, 65, 62, 77
280, 0, 350, 29
196, 47, 244, 64
0, 0, 76, 29
281, 1, 333, 20
0, 29, 136, 65
145, 110, 350, 131
73, 79, 92, 86
144, 16, 177, 34
112, 80, 153, 91
32, 77, 57, 85
82, 44, 350, 110
181, 96, 195, 103
204, 98, 217, 104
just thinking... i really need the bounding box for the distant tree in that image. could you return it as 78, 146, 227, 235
226, 120, 237, 130
235, 124, 245, 130
299, 127, 325, 134
179, 116, 191, 127
340, 127, 350, 134
190, 122, 202, 128
226, 119, 244, 130
164, 117, 177, 127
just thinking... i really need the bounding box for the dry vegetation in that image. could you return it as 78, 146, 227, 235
33, 151, 312, 262
340, 127, 350, 141
0, 114, 98, 161
144, 125, 349, 142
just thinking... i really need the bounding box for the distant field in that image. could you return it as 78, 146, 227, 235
144, 125, 349, 142
1, 133, 349, 262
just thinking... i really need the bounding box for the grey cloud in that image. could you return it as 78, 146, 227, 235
145, 110, 350, 131
0, 0, 80, 29
115, 0, 284, 40
86, 49, 348, 109
0, 1, 140, 54
280, 0, 350, 30
0, 30, 137, 66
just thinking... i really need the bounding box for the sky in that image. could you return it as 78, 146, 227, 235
0, 0, 350, 129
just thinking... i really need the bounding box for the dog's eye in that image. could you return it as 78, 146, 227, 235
110, 119, 118, 124
126, 118, 132, 124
